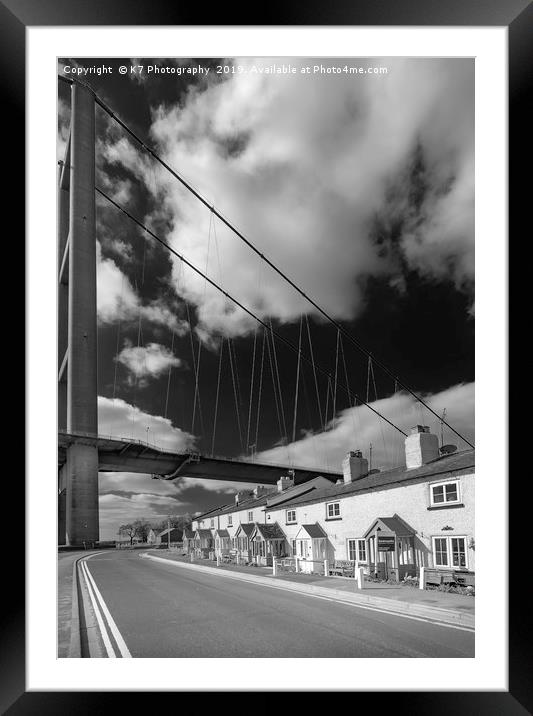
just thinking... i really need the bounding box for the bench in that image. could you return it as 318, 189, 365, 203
329, 560, 355, 578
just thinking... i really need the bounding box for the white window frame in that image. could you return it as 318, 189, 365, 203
429, 479, 461, 506
326, 501, 341, 519
357, 538, 367, 563
286, 509, 297, 524
431, 535, 468, 569
347, 538, 367, 564
248, 511, 254, 522
227, 515, 233, 527
210, 518, 214, 528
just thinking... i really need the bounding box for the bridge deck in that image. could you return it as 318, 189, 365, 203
58, 432, 341, 485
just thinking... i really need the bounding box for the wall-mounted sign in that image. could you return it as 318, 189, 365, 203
377, 536, 395, 552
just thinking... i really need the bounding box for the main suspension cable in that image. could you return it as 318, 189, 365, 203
60, 74, 473, 449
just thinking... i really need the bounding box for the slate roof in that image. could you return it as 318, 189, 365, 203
235, 523, 255, 537
195, 489, 278, 521
182, 527, 195, 539
253, 522, 286, 540
195, 477, 331, 523
158, 527, 183, 541
194, 503, 233, 521
264, 450, 475, 512
297, 523, 327, 539
215, 529, 230, 538
364, 516, 414, 537
265, 477, 332, 507
195, 529, 214, 539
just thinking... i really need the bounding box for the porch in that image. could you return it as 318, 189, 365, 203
193, 528, 215, 559
364, 516, 418, 582
234, 523, 255, 563
250, 522, 288, 566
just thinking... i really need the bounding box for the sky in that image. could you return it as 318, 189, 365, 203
58, 57, 475, 540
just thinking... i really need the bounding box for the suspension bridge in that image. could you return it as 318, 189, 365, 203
57, 77, 473, 546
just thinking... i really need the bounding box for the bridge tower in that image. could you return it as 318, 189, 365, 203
58, 82, 99, 545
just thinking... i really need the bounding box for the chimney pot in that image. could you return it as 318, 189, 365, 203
411, 425, 430, 435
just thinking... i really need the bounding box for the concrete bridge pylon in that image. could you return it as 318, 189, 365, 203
58, 81, 99, 546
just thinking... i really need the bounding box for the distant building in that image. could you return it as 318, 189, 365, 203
156, 527, 183, 546
146, 528, 158, 544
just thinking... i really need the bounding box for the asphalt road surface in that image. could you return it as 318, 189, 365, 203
81, 549, 474, 658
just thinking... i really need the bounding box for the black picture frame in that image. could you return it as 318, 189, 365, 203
7, 0, 527, 711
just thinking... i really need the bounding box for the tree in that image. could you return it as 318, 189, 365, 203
157, 513, 193, 532
133, 518, 152, 543
118, 523, 137, 546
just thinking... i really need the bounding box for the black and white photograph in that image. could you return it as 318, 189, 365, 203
56, 55, 477, 660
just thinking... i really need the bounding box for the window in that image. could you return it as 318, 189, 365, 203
291, 539, 297, 555
326, 502, 341, 519
430, 480, 460, 506
434, 537, 448, 566
347, 539, 367, 563
451, 538, 467, 568
248, 511, 254, 522
210, 519, 214, 528
228, 515, 233, 527
286, 509, 297, 524
432, 536, 468, 568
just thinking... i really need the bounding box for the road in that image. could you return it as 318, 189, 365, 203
78, 549, 474, 658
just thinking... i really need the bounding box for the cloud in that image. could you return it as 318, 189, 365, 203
96, 382, 473, 539
98, 395, 195, 451
97, 478, 240, 539
256, 382, 475, 472
99, 492, 189, 539
101, 56, 473, 339
97, 395, 200, 537
104, 239, 135, 263
98, 172, 134, 206
96, 242, 139, 322
116, 340, 182, 385
96, 242, 189, 333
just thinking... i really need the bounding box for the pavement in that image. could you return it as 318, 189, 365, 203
57, 550, 87, 657
59, 548, 475, 658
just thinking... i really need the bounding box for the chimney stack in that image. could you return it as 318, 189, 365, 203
405, 425, 439, 468
235, 489, 252, 505
342, 450, 369, 484
253, 485, 268, 498
277, 475, 294, 492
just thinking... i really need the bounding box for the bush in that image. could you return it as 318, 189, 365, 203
427, 583, 475, 596
402, 575, 420, 587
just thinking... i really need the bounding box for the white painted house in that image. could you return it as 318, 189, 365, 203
188, 426, 474, 583
264, 426, 474, 581
190, 476, 335, 562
